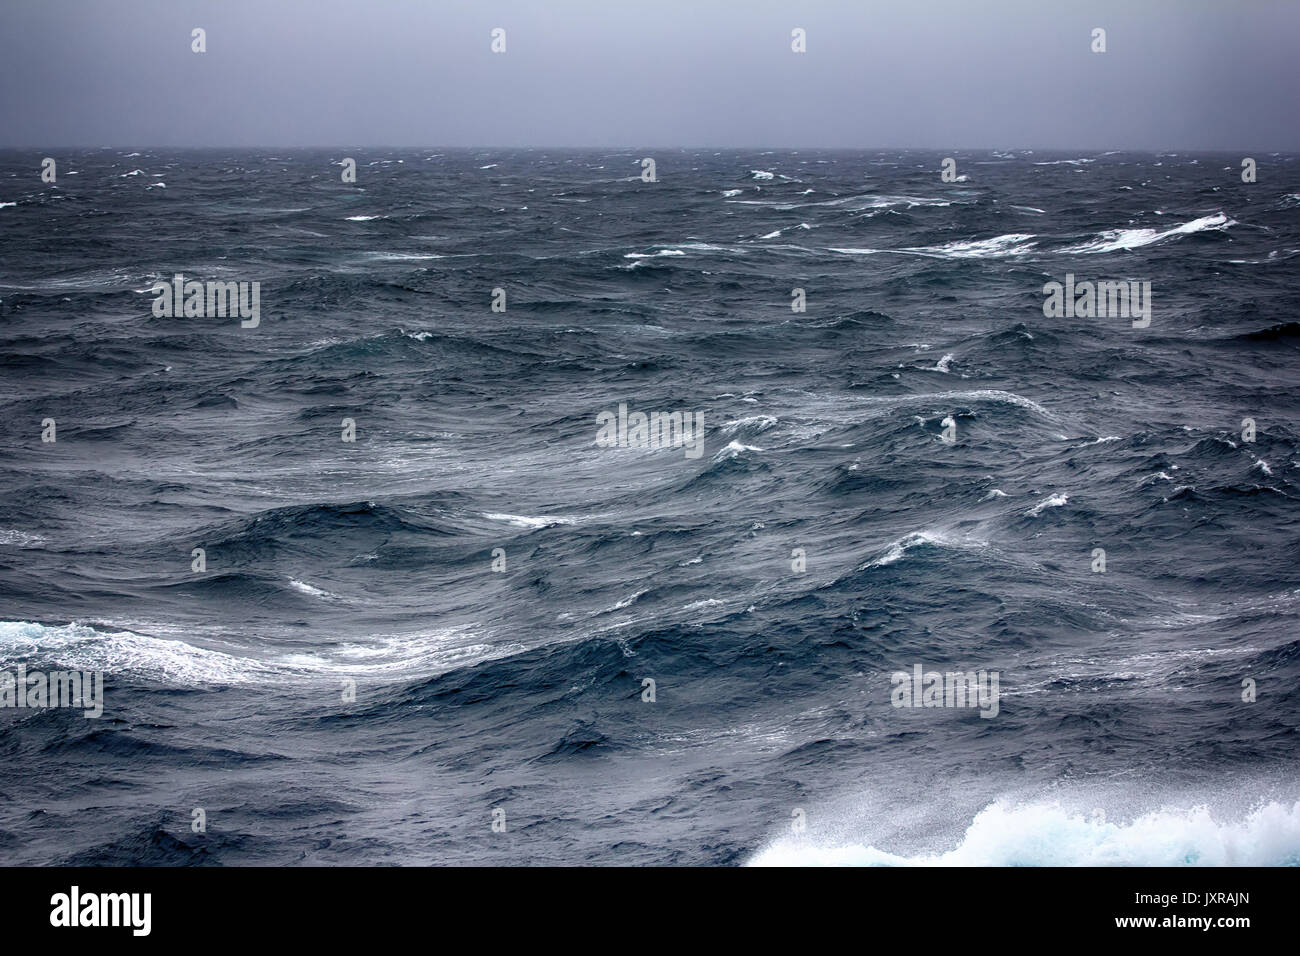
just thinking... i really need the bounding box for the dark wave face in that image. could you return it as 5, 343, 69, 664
1, 148, 1299, 865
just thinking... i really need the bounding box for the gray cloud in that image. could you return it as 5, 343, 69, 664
1, 0, 1296, 149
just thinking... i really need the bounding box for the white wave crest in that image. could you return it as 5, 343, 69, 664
1026, 493, 1068, 516
833, 233, 1036, 259
0, 620, 282, 685
906, 233, 1038, 259
624, 249, 686, 259
0, 529, 45, 547
750, 799, 1300, 866
1062, 212, 1236, 254
860, 529, 985, 568
721, 415, 777, 434
733, 193, 950, 213
482, 512, 575, 529
0, 620, 511, 686
714, 440, 763, 461
288, 578, 339, 600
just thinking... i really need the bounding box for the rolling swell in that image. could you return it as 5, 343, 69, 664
1, 148, 1299, 865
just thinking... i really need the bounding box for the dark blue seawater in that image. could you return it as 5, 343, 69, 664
1, 148, 1299, 865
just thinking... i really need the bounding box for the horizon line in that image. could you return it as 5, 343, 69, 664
0, 145, 1288, 154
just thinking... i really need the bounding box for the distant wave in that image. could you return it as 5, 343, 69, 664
624, 249, 686, 259
0, 620, 506, 685
362, 251, 447, 261
1026, 493, 1068, 516
1060, 212, 1236, 254
731, 193, 951, 212
831, 233, 1038, 259
859, 529, 986, 569
907, 233, 1038, 258
828, 213, 1235, 260
482, 512, 576, 529
714, 439, 763, 460
288, 578, 341, 601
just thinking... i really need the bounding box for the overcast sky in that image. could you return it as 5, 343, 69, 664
1, 0, 1296, 150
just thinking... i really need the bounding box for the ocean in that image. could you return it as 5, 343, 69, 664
1, 147, 1299, 865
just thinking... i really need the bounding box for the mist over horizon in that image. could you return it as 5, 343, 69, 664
1, 0, 1297, 151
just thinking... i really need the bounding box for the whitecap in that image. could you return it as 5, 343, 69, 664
624, 249, 686, 259
905, 233, 1037, 259
1026, 493, 1068, 516
0, 530, 44, 547
1061, 212, 1235, 254
288, 579, 339, 600
715, 440, 762, 460
603, 590, 647, 613
859, 530, 979, 568
721, 415, 777, 434
482, 512, 575, 529
750, 799, 1300, 866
